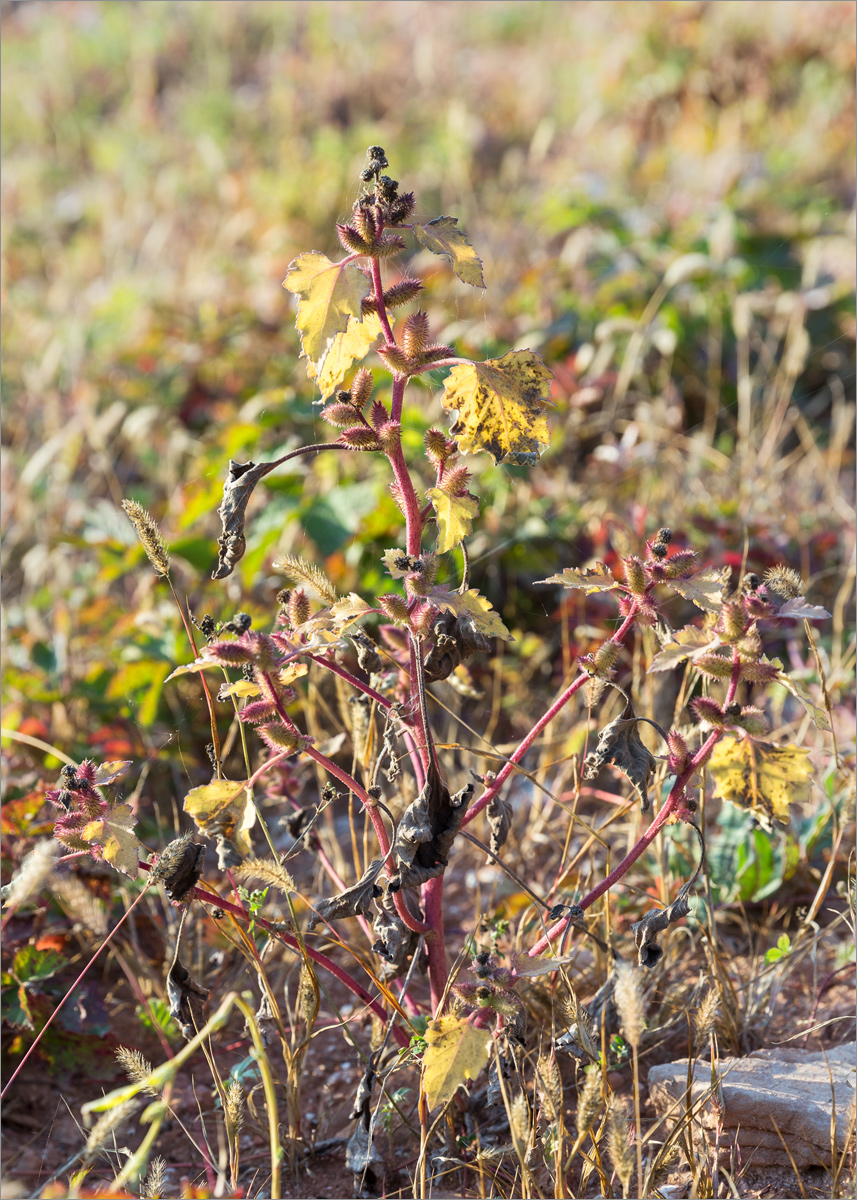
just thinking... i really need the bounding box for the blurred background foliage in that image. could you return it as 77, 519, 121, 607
1, 0, 854, 782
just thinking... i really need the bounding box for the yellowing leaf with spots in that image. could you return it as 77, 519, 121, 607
413, 216, 485, 288
708, 738, 813, 831
537, 562, 618, 593
422, 1013, 492, 1110
82, 803, 143, 878
282, 251, 371, 370
217, 679, 261, 701
426, 488, 479, 553
183, 779, 256, 858
308, 312, 383, 399
430, 586, 514, 642
441, 350, 554, 464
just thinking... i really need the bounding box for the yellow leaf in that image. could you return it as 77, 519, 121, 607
282, 251, 371, 370
431, 587, 514, 642
165, 657, 220, 682
183, 779, 256, 858
82, 804, 142, 878
708, 738, 813, 831
217, 679, 261, 701
426, 489, 479, 554
413, 216, 485, 288
279, 662, 309, 687
537, 562, 617, 593
422, 1013, 492, 1110
441, 350, 553, 464
310, 312, 383, 398
93, 760, 133, 787
666, 565, 731, 614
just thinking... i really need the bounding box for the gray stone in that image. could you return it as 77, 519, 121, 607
647, 1042, 855, 1169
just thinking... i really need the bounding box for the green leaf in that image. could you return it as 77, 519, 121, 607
413, 216, 485, 288
11, 945, 65, 984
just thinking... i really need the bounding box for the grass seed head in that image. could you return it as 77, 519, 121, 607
121, 499, 170, 577
613, 960, 645, 1050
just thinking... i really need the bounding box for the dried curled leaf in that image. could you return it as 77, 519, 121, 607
649, 625, 718, 672
708, 737, 813, 831
82, 804, 143, 879
413, 216, 485, 288
149, 833, 204, 904
664, 565, 731, 614
584, 699, 658, 811
371, 893, 419, 979
307, 858, 384, 930
390, 767, 473, 891
308, 312, 383, 400
346, 1058, 387, 1197
537, 562, 618, 593
422, 1013, 493, 1110
486, 795, 513, 856
183, 779, 256, 859
212, 459, 278, 580
283, 251, 371, 369
631, 891, 692, 969
440, 350, 554, 465
167, 955, 209, 1040
426, 488, 479, 554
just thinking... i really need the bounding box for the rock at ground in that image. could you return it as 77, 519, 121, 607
647, 1042, 856, 1169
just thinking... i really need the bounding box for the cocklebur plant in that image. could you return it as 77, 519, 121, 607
29, 148, 833, 1166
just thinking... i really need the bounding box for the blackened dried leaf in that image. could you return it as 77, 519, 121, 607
307, 858, 384, 930
215, 833, 243, 871
631, 890, 692, 969
389, 767, 473, 891
149, 834, 204, 904
486, 795, 513, 856
249, 985, 279, 1046
583, 699, 658, 811
167, 956, 209, 1040
372, 894, 419, 979
351, 628, 383, 674
346, 1057, 388, 1198
212, 460, 279, 580
423, 609, 491, 683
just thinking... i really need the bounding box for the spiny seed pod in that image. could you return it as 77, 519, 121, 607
442, 464, 470, 495
401, 311, 430, 357
623, 555, 647, 594
742, 572, 760, 593
420, 342, 456, 363
389, 479, 407, 516
376, 343, 413, 374
370, 399, 390, 430
320, 402, 361, 428
202, 640, 253, 667
288, 589, 310, 628
406, 569, 432, 597
378, 421, 401, 453
378, 593, 409, 623
593, 640, 621, 675
424, 428, 451, 465
410, 602, 438, 635
365, 145, 388, 170
336, 223, 370, 255
763, 565, 804, 602
719, 600, 747, 641
257, 724, 306, 753
663, 549, 698, 578
736, 627, 763, 659
734, 706, 769, 736
691, 696, 725, 727
350, 367, 374, 409
353, 205, 378, 243
649, 528, 672, 560
695, 652, 734, 679
373, 232, 407, 259
239, 700, 279, 724
739, 659, 780, 683
340, 425, 380, 449
667, 730, 689, 772
388, 191, 416, 224
382, 277, 424, 308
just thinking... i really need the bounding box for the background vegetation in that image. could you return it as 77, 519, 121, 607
1, 2, 854, 1198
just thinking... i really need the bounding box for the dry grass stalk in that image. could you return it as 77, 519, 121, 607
51, 873, 109, 937
536, 1050, 563, 1124
141, 1155, 167, 1200
115, 1046, 159, 1096
3, 839, 59, 909
613, 960, 645, 1049
232, 856, 296, 894
225, 1078, 244, 1134
693, 988, 720, 1048
83, 1099, 139, 1163
606, 1096, 634, 1199
273, 553, 337, 603
121, 499, 170, 577
576, 1066, 602, 1139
